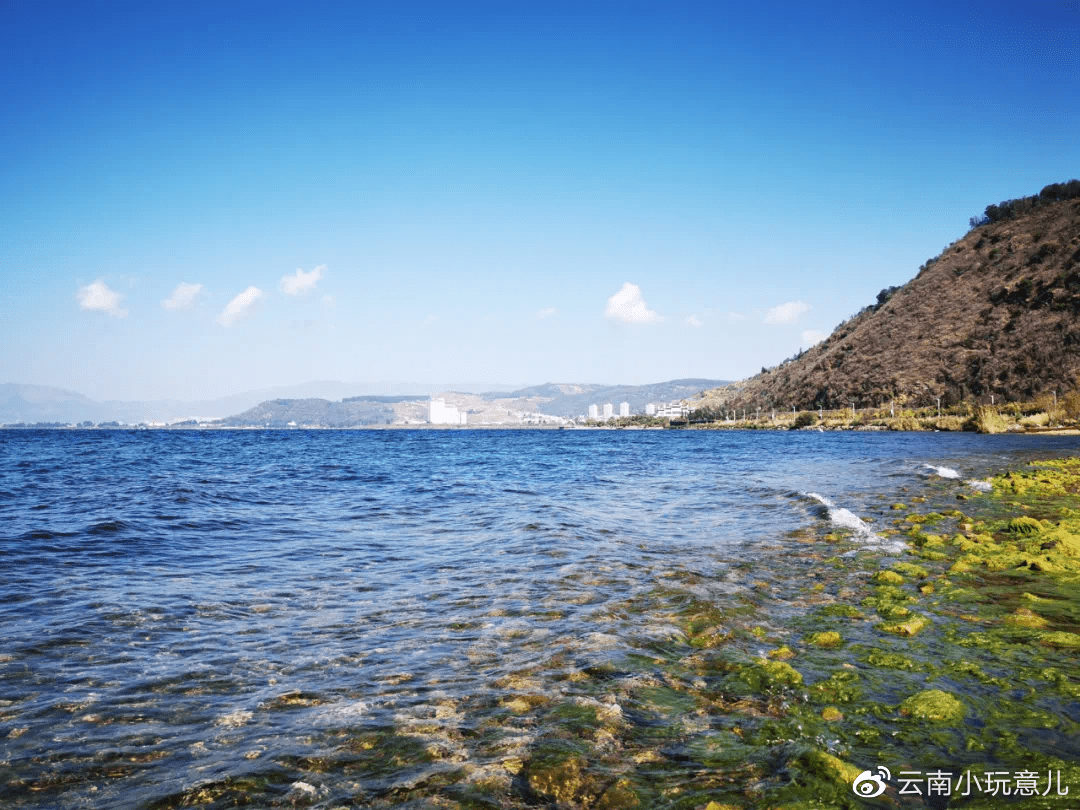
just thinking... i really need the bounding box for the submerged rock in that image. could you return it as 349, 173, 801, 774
806, 631, 842, 648
741, 659, 803, 691
525, 751, 592, 805
891, 561, 929, 578
1007, 516, 1045, 535
1004, 607, 1049, 628
793, 749, 863, 786
1038, 630, 1080, 647
872, 570, 905, 585
768, 645, 795, 659
821, 706, 844, 722
878, 613, 930, 636
899, 689, 966, 723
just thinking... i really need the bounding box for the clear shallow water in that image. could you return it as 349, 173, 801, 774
2, 428, 1080, 808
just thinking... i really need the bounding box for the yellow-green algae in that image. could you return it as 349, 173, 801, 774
891, 561, 929, 578
872, 569, 904, 584
877, 612, 931, 635
805, 631, 842, 647
899, 689, 966, 723
740, 659, 803, 690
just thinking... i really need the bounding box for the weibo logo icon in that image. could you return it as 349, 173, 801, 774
852, 766, 890, 798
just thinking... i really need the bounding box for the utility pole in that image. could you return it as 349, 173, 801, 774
937, 397, 941, 418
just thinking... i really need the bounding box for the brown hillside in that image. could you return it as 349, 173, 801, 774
701, 189, 1080, 411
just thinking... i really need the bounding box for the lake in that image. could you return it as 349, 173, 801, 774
3, 429, 1079, 808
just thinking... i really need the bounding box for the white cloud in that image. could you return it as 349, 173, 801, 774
77, 279, 127, 318
686, 315, 702, 327
605, 282, 661, 324
801, 329, 828, 346
218, 286, 264, 326
536, 306, 557, 320
162, 282, 204, 311
280, 265, 325, 296
764, 300, 810, 324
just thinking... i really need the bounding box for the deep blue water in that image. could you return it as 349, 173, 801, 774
2, 428, 1079, 808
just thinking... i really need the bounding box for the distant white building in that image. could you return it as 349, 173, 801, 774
429, 398, 467, 425
619, 401, 630, 417
655, 402, 689, 419
602, 403, 614, 420
588, 404, 599, 419
645, 403, 656, 416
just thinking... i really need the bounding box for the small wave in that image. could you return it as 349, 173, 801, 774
803, 492, 905, 553
804, 493, 878, 538
923, 464, 960, 479
87, 520, 128, 535
967, 479, 993, 492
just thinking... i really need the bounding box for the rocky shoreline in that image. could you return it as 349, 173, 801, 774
126, 454, 1080, 810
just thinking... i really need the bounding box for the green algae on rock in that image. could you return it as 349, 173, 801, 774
878, 612, 930, 635
1038, 630, 1080, 647
793, 749, 863, 786
1003, 607, 1050, 628
1006, 516, 1045, 535
890, 561, 929, 578
872, 569, 905, 584
821, 706, 844, 721
899, 689, 966, 723
740, 659, 803, 691
767, 645, 795, 659
806, 631, 842, 647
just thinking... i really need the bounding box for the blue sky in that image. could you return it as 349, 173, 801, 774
2, 0, 1078, 400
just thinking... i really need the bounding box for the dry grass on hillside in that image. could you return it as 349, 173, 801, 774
699, 195, 1080, 412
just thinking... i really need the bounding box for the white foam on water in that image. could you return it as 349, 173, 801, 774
967, 479, 993, 492
805, 493, 878, 539
923, 463, 961, 479
214, 708, 253, 728
804, 492, 905, 553
309, 700, 370, 726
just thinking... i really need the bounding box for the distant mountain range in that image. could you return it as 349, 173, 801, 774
218, 379, 731, 427
0, 380, 511, 425
480, 380, 729, 418
1, 378, 730, 426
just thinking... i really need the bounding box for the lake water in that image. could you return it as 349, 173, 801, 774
3, 429, 1079, 808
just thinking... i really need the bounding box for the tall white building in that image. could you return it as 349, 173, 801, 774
619, 401, 630, 417
588, 404, 599, 419
603, 403, 614, 420
429, 398, 466, 425
645, 403, 656, 416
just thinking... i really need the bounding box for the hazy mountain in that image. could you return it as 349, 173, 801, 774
219, 396, 427, 427
0, 380, 533, 425
0, 384, 107, 424
483, 379, 731, 417
218, 379, 731, 427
